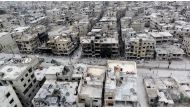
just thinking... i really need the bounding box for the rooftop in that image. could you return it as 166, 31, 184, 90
33, 80, 78, 107
45, 66, 64, 75
0, 32, 8, 38
155, 44, 185, 55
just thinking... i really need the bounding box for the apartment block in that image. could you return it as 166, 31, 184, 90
125, 34, 156, 60
155, 44, 185, 60
81, 36, 119, 58
15, 33, 40, 54
47, 35, 76, 56
182, 36, 190, 56
0, 32, 17, 53
0, 85, 22, 107
0, 55, 42, 106
149, 32, 173, 44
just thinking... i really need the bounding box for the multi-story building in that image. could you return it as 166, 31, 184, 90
104, 60, 138, 107
0, 32, 17, 53
32, 80, 78, 107
78, 65, 106, 107
182, 35, 190, 56
121, 28, 136, 42
0, 55, 42, 106
131, 21, 144, 33
155, 44, 185, 60
149, 32, 173, 44
47, 35, 76, 56
81, 36, 119, 58
125, 34, 156, 60
121, 17, 132, 28
0, 85, 22, 107
15, 33, 40, 54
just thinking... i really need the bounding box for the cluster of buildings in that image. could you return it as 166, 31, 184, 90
1, 1, 190, 107
0, 1, 190, 61
0, 53, 138, 107
144, 76, 190, 106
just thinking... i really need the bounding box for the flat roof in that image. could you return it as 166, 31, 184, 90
45, 66, 64, 75
87, 66, 106, 77
155, 44, 185, 55
80, 85, 102, 98
13, 26, 30, 33
0, 32, 8, 38
0, 65, 27, 80
33, 80, 78, 106
107, 60, 137, 74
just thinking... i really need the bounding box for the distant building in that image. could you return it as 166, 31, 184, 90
15, 33, 40, 54
47, 35, 77, 56
0, 32, 17, 53
125, 34, 156, 60
81, 36, 119, 58
182, 35, 190, 56
131, 21, 144, 33
155, 44, 185, 60
149, 32, 173, 44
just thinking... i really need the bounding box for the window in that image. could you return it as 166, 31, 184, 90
31, 74, 34, 78
81, 99, 85, 102
24, 83, 26, 87
13, 87, 16, 90
21, 78, 24, 82
28, 94, 31, 97
33, 79, 36, 83
28, 68, 32, 73
14, 105, 17, 107
108, 103, 113, 106
28, 79, 31, 82
9, 81, 13, 84
6, 92, 10, 98
108, 97, 112, 99
9, 99, 14, 104
25, 73, 28, 77
93, 100, 98, 102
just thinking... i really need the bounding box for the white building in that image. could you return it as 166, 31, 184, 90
0, 85, 22, 107
0, 55, 42, 106
104, 60, 138, 107
149, 32, 173, 44
32, 80, 78, 107
78, 65, 106, 107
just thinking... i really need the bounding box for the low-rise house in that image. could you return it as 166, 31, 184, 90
32, 80, 78, 107
78, 65, 106, 107
104, 60, 138, 107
